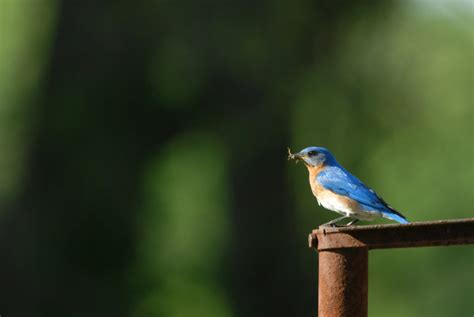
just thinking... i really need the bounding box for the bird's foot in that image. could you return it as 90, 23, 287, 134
346, 219, 359, 226
321, 219, 359, 227
320, 216, 349, 227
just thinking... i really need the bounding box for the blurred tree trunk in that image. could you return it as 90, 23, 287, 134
0, 2, 175, 316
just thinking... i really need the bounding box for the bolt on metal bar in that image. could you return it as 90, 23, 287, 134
309, 218, 474, 317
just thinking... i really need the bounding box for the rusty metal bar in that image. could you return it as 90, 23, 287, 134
318, 248, 368, 317
309, 218, 474, 317
309, 218, 474, 250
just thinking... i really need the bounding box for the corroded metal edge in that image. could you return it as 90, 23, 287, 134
309, 218, 474, 251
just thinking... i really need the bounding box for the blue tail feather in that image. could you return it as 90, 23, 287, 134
382, 211, 409, 224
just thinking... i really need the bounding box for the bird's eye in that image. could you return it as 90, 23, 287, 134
308, 150, 317, 156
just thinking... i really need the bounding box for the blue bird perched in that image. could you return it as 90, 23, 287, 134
288, 146, 409, 226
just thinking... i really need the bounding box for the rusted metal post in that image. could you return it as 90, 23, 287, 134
309, 218, 474, 317
318, 248, 368, 317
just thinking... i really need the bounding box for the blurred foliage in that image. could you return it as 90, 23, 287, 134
134, 133, 231, 317
0, 0, 57, 203
0, 0, 472, 317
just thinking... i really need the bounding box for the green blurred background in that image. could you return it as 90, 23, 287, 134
0, 0, 473, 316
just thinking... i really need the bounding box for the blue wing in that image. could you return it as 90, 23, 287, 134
317, 166, 408, 223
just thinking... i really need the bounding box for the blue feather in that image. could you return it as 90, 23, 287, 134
317, 165, 409, 223
381, 211, 410, 224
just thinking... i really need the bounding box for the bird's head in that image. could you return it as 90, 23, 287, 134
288, 146, 335, 167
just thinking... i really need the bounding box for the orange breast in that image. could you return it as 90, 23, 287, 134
306, 164, 326, 198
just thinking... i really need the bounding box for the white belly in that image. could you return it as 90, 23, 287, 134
317, 194, 354, 216
315, 189, 381, 221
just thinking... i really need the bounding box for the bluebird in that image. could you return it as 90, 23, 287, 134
288, 146, 409, 226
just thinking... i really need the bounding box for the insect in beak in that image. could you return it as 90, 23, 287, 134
288, 147, 303, 163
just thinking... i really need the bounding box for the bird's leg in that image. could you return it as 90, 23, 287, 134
321, 216, 347, 227
346, 219, 359, 226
